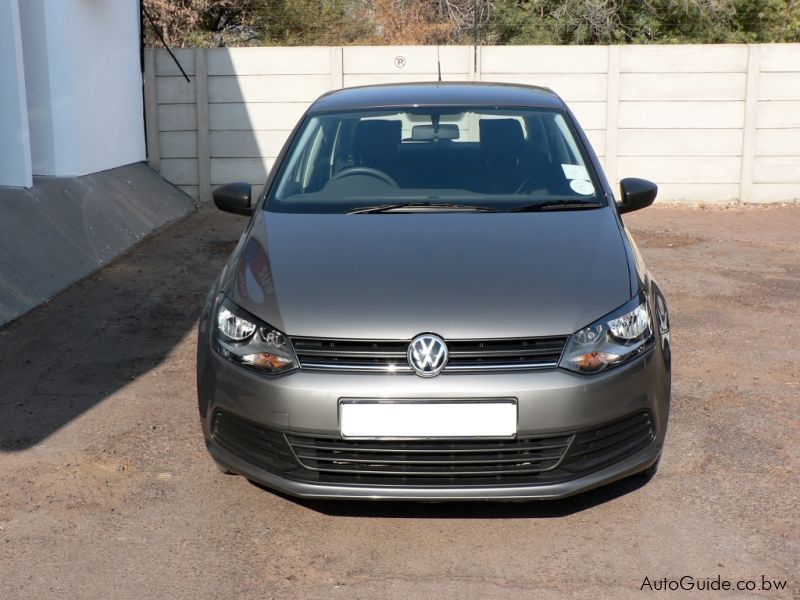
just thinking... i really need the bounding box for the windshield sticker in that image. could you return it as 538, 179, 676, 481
561, 164, 590, 181
570, 179, 595, 195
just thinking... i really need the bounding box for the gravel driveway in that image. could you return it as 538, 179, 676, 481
1, 204, 797, 599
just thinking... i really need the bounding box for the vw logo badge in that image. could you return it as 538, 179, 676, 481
407, 334, 448, 377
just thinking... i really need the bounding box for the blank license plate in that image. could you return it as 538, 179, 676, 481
339, 400, 517, 438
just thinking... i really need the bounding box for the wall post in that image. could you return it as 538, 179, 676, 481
740, 44, 760, 203
604, 45, 620, 193
195, 48, 211, 202
144, 48, 160, 172
331, 46, 344, 89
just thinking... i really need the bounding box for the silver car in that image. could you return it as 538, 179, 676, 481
197, 83, 671, 501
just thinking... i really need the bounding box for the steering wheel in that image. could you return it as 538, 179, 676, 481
331, 167, 398, 187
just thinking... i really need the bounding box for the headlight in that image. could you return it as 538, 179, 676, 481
213, 297, 297, 374
217, 304, 257, 340
559, 292, 654, 374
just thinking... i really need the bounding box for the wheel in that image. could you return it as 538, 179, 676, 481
331, 166, 398, 187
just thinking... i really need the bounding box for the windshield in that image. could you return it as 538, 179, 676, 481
266, 107, 604, 213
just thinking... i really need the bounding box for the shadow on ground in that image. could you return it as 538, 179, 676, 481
0, 207, 246, 451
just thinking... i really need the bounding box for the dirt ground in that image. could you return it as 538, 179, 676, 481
1, 203, 797, 599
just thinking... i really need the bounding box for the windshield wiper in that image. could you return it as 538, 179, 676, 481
347, 202, 494, 214
505, 200, 602, 212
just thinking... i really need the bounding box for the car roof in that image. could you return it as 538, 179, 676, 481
308, 82, 565, 113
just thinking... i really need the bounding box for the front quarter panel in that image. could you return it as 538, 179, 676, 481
197, 217, 252, 418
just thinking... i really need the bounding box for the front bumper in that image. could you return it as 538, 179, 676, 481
198, 341, 670, 500
207, 432, 661, 500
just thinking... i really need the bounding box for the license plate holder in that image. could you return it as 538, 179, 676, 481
339, 399, 518, 439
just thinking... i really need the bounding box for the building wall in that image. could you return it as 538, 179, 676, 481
0, 164, 195, 325
18, 0, 145, 177
145, 44, 800, 203
0, 0, 32, 187
0, 1, 193, 324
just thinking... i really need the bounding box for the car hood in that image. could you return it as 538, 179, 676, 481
232, 210, 632, 340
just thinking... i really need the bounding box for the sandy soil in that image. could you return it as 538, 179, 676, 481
1, 203, 797, 599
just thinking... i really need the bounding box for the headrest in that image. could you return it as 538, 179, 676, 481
479, 119, 525, 157
353, 120, 401, 162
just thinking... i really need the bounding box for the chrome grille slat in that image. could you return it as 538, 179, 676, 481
287, 438, 571, 453
295, 349, 408, 358
291, 335, 568, 374
444, 361, 558, 371
293, 451, 565, 466
448, 349, 562, 357
300, 362, 414, 372
290, 465, 561, 477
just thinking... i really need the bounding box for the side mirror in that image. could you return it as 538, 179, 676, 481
212, 182, 253, 216
618, 178, 657, 214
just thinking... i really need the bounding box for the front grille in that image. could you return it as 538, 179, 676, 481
212, 410, 655, 487
286, 434, 573, 479
445, 338, 568, 371
291, 336, 568, 374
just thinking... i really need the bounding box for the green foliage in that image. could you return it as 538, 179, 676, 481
143, 0, 370, 47
143, 0, 800, 47
254, 0, 372, 45
489, 0, 800, 44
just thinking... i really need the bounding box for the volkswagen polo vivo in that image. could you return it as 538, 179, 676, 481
197, 83, 671, 500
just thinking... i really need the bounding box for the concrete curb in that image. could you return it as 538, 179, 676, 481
0, 162, 196, 325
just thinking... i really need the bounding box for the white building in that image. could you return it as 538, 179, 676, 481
0, 0, 193, 325
1, 0, 147, 186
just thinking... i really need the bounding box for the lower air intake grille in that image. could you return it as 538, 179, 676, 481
212, 411, 298, 473
212, 410, 655, 487
286, 433, 573, 480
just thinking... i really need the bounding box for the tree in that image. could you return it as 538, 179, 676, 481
142, 0, 800, 47
488, 0, 800, 44
142, 0, 262, 47
255, 0, 372, 45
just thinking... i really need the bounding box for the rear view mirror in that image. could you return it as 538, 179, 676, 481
411, 124, 460, 141
618, 178, 657, 214
212, 182, 253, 216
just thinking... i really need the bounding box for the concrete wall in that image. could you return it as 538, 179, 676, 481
18, 0, 146, 177
0, 163, 195, 325
145, 44, 800, 203
0, 0, 32, 187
